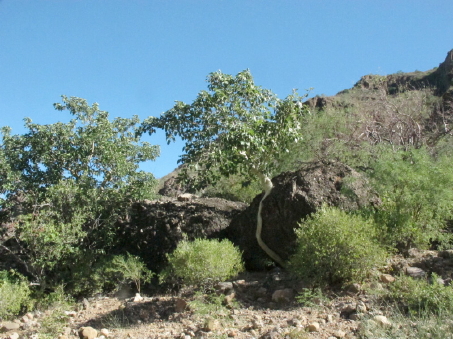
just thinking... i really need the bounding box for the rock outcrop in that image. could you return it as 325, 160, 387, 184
115, 197, 247, 272
224, 161, 380, 270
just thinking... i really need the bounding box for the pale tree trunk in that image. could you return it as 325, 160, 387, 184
256, 173, 285, 267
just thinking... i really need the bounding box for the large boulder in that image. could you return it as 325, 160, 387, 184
224, 161, 380, 270
115, 196, 247, 272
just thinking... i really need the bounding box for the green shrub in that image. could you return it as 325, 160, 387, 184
161, 238, 244, 287
188, 291, 233, 318
367, 148, 453, 250
385, 274, 453, 316
36, 285, 75, 339
106, 253, 154, 293
288, 206, 386, 286
0, 270, 33, 319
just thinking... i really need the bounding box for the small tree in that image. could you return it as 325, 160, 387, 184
0, 96, 160, 285
140, 70, 309, 266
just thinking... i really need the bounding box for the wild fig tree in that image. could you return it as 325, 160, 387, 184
140, 70, 308, 266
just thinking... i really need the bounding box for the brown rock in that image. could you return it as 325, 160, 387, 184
216, 281, 234, 294
224, 293, 236, 306
78, 326, 98, 339
1, 322, 20, 332
175, 298, 188, 312
333, 330, 346, 338
177, 193, 194, 202
380, 274, 395, 284
227, 329, 237, 337
204, 318, 219, 332
306, 322, 320, 332
272, 288, 294, 303
346, 283, 361, 294
228, 161, 379, 270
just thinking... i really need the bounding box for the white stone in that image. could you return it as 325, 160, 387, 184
306, 322, 320, 332
133, 293, 144, 302
373, 315, 391, 327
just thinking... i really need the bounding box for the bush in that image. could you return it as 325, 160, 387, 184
161, 238, 244, 287
106, 253, 154, 293
385, 274, 453, 316
0, 96, 159, 294
0, 270, 33, 319
288, 206, 386, 286
367, 148, 453, 250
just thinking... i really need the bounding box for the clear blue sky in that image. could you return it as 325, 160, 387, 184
1, 0, 452, 178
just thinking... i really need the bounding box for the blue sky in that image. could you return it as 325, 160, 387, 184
1, 0, 452, 178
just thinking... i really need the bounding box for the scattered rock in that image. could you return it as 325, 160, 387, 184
340, 303, 357, 315
175, 298, 188, 312
306, 322, 320, 332
64, 310, 77, 317
406, 266, 426, 278
82, 298, 90, 310
78, 326, 98, 339
177, 193, 194, 202
100, 328, 110, 337
133, 293, 144, 302
1, 322, 20, 332
346, 283, 361, 294
356, 302, 367, 313
380, 274, 395, 284
252, 316, 264, 330
369, 281, 384, 290
224, 293, 236, 306
8, 333, 19, 339
271, 288, 294, 303
349, 312, 360, 321
216, 281, 234, 294
373, 315, 392, 327
227, 329, 237, 337
203, 318, 219, 332
333, 330, 346, 338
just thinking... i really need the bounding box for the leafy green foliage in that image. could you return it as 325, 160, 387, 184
140, 69, 308, 190
161, 238, 244, 288
189, 291, 235, 318
200, 173, 261, 203
106, 253, 154, 293
366, 148, 453, 250
36, 286, 75, 339
1, 96, 159, 205
0, 96, 159, 289
289, 206, 386, 286
0, 270, 33, 319
386, 274, 453, 316
296, 287, 329, 308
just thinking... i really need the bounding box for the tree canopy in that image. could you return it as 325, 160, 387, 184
0, 96, 160, 286
140, 69, 309, 190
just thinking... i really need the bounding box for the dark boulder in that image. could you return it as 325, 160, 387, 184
115, 197, 247, 272
224, 161, 380, 270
